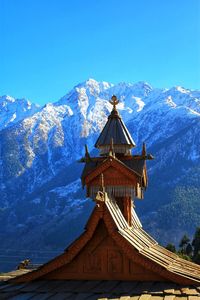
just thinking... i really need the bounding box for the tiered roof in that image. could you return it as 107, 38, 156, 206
95, 95, 135, 155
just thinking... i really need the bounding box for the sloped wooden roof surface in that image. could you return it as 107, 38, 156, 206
81, 157, 146, 184
10, 193, 200, 285
95, 109, 135, 148
0, 279, 200, 299
106, 196, 200, 284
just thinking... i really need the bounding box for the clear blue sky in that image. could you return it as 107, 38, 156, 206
1, 0, 200, 105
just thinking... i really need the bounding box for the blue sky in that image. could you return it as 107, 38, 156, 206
1, 0, 200, 105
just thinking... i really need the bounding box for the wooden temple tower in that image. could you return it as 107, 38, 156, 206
10, 96, 200, 287
82, 95, 151, 228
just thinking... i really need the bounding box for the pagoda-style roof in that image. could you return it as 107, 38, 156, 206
95, 96, 135, 155
82, 156, 145, 184
95, 110, 135, 148
81, 155, 147, 199
12, 192, 200, 284
82, 156, 146, 183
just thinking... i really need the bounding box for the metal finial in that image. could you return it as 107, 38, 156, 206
110, 95, 119, 110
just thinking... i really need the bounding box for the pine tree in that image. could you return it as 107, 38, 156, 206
192, 227, 200, 263
166, 243, 176, 253
185, 243, 193, 256
179, 234, 190, 254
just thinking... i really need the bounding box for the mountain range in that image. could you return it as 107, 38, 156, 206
0, 78, 200, 271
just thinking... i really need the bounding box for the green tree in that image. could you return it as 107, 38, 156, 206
179, 234, 190, 254
192, 227, 200, 262
166, 243, 176, 253
185, 243, 193, 256
193, 251, 200, 264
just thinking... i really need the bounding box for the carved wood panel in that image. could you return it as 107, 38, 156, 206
107, 249, 123, 273
84, 252, 102, 273
43, 223, 166, 281
90, 168, 136, 186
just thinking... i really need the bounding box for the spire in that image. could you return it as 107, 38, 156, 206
95, 95, 136, 156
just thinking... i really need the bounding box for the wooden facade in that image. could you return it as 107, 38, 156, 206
13, 193, 200, 284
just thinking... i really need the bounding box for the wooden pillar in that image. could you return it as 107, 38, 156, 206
123, 197, 132, 226
116, 197, 132, 226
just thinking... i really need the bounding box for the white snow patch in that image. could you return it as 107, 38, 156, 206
4, 95, 15, 102
132, 96, 145, 112
166, 96, 177, 108
176, 86, 189, 94
10, 113, 17, 122
187, 108, 200, 116
51, 179, 81, 197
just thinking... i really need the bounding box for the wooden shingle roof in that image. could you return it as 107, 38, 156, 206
10, 193, 200, 285
0, 279, 200, 299
81, 156, 146, 185
95, 109, 135, 148
105, 195, 200, 284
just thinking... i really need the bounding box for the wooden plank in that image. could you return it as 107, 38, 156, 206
91, 280, 119, 293
0, 283, 28, 292
32, 280, 61, 293
163, 296, 175, 300
29, 293, 55, 300
19, 281, 47, 292
0, 291, 21, 300
149, 282, 172, 294
74, 293, 95, 300
57, 280, 85, 293
87, 296, 108, 300
131, 282, 155, 295
138, 295, 152, 300
174, 297, 187, 300
47, 293, 73, 300
64, 294, 78, 300
75, 280, 102, 293
5, 292, 38, 299
146, 297, 163, 300
188, 296, 200, 300
112, 281, 139, 294
0, 282, 14, 291
181, 287, 200, 295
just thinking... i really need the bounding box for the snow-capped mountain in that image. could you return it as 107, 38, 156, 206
0, 95, 40, 130
0, 79, 200, 271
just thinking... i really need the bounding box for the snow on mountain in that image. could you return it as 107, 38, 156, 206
1, 79, 199, 191
1, 78, 200, 188
0, 95, 40, 130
